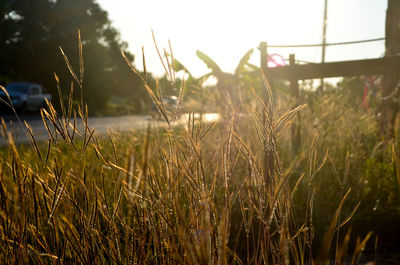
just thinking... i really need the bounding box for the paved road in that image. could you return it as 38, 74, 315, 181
0, 113, 168, 146
0, 113, 219, 146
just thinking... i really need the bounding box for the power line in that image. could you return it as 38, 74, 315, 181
268, 37, 385, 48
320, 0, 329, 92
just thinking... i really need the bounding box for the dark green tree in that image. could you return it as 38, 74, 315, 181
0, 0, 145, 113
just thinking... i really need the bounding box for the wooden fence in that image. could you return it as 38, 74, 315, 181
259, 41, 400, 154
260, 41, 400, 96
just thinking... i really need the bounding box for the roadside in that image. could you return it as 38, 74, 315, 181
0, 113, 157, 146
0, 113, 220, 146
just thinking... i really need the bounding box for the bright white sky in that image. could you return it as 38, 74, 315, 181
97, 0, 387, 78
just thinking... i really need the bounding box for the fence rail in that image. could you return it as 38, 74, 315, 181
268, 37, 385, 48
266, 55, 400, 80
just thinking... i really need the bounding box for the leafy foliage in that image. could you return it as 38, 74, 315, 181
0, 0, 145, 113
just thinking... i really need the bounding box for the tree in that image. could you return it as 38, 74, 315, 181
0, 0, 145, 113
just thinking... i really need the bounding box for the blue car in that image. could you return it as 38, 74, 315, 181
0, 82, 52, 114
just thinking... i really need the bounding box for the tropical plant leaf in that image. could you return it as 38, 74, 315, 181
198, 73, 213, 83
235, 48, 254, 75
246, 63, 259, 71
196, 50, 223, 76
173, 59, 192, 76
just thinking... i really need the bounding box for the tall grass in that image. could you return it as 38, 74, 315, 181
0, 36, 389, 264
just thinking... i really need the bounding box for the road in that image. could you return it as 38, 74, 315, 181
0, 113, 219, 146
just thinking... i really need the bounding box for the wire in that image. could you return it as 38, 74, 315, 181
268, 37, 385, 48
283, 58, 318, 64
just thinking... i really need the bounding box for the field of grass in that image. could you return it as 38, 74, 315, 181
0, 47, 399, 264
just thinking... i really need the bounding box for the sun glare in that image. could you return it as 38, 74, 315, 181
99, 0, 385, 77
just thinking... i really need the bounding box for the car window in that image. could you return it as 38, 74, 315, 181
29, 86, 40, 95
6, 83, 29, 93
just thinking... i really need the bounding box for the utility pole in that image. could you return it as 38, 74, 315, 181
379, 0, 400, 136
385, 0, 400, 57
319, 0, 328, 93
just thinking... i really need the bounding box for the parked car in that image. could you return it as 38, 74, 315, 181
151, 96, 180, 120
0, 82, 52, 113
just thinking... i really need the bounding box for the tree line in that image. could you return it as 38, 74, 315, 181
0, 0, 147, 114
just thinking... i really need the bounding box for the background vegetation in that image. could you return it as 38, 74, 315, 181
0, 0, 147, 113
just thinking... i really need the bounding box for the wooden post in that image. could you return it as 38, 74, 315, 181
259, 41, 275, 97
289, 54, 299, 98
289, 54, 301, 154
260, 42, 268, 75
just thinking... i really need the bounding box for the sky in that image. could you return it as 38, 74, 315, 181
97, 0, 387, 78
